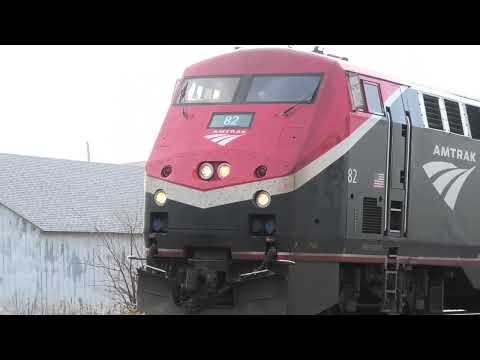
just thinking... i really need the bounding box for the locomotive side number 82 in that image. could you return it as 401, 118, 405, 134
348, 168, 358, 183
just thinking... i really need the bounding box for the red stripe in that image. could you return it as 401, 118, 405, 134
157, 249, 184, 257
232, 252, 386, 264
154, 249, 480, 267
273, 252, 480, 267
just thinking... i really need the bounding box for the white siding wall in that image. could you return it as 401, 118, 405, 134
0, 204, 143, 314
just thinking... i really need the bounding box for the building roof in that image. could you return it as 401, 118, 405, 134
123, 161, 146, 167
0, 153, 144, 234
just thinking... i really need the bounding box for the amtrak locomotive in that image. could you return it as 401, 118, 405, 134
136, 47, 480, 314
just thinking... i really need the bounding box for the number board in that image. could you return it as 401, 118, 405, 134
208, 113, 254, 129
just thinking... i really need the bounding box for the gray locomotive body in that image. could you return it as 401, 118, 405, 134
138, 49, 480, 314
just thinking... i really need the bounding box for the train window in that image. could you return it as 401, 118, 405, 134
245, 75, 322, 103
346, 72, 365, 111
363, 82, 384, 115
466, 104, 480, 140
423, 94, 444, 130
444, 99, 464, 135
176, 77, 240, 104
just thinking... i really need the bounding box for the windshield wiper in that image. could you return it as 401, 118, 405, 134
178, 81, 189, 118
178, 81, 189, 104
281, 93, 313, 117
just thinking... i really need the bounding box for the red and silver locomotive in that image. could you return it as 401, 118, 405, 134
137, 47, 480, 314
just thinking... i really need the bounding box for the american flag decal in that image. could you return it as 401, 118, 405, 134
373, 171, 385, 188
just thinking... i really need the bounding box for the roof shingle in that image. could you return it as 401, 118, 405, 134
0, 154, 144, 233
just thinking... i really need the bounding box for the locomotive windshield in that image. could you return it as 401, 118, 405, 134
176, 74, 322, 105
177, 77, 241, 104
245, 75, 322, 103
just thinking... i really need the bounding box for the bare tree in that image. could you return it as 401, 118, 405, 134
83, 210, 145, 313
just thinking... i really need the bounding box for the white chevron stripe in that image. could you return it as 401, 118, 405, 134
443, 166, 476, 210
205, 134, 231, 141
205, 133, 244, 146
205, 133, 226, 138
210, 135, 234, 143
217, 135, 242, 146
423, 161, 476, 210
432, 168, 466, 194
423, 161, 457, 178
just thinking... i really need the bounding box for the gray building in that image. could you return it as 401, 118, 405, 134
0, 154, 145, 314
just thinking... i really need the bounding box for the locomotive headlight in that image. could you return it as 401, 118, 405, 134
217, 163, 231, 179
254, 191, 271, 208
199, 162, 214, 180
154, 190, 167, 206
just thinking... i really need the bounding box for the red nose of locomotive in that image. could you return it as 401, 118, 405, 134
146, 106, 310, 191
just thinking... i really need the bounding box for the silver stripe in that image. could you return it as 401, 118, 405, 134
146, 174, 294, 209
423, 161, 457, 178
444, 166, 476, 210
432, 168, 466, 194
146, 90, 404, 208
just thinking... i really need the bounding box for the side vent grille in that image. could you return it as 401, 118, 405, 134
467, 104, 480, 140
444, 99, 463, 135
423, 94, 443, 130
362, 197, 382, 234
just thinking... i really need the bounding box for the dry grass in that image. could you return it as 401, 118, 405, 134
8, 294, 123, 315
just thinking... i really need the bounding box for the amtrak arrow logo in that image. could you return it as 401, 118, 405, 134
204, 133, 245, 146
423, 161, 476, 210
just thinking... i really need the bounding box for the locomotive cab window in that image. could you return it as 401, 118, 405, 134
245, 74, 322, 103
346, 73, 384, 115
347, 72, 365, 111
176, 77, 240, 104
175, 74, 322, 105
363, 82, 384, 115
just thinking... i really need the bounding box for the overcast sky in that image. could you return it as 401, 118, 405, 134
0, 45, 479, 164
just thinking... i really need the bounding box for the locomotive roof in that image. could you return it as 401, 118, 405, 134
185, 47, 480, 107
331, 50, 480, 107
0, 153, 144, 234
